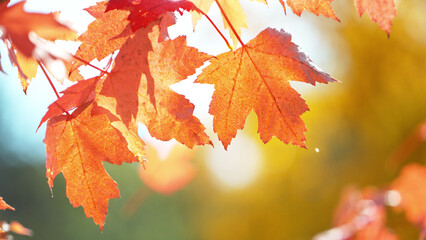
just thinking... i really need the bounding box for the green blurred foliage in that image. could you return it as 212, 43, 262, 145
0, 0, 425, 239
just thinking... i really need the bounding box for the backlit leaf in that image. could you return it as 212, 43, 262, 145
44, 102, 144, 230
97, 24, 212, 148
196, 28, 336, 149
355, 0, 396, 35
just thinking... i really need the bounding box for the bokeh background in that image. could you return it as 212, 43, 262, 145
0, 0, 425, 239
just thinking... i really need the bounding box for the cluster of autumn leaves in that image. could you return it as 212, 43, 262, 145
0, 0, 397, 233
315, 166, 426, 239
0, 198, 32, 240
311, 121, 426, 239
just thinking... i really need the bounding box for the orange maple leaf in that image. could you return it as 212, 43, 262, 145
391, 164, 426, 229
196, 28, 336, 149
285, 0, 339, 21
44, 102, 145, 230
354, 0, 396, 35
70, 1, 177, 76
0, 0, 76, 92
69, 1, 133, 73
139, 144, 196, 195
96, 24, 212, 148
0, 197, 14, 211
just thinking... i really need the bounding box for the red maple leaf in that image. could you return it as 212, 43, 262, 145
106, 0, 198, 32
196, 28, 336, 149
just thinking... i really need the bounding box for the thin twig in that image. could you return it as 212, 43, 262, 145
37, 61, 72, 117
73, 55, 109, 75
196, 8, 233, 51
214, 0, 245, 47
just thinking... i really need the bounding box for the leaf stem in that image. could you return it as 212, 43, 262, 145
196, 8, 233, 51
37, 61, 72, 117
38, 61, 61, 99
214, 0, 245, 47
73, 55, 109, 75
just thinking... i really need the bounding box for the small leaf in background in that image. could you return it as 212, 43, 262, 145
139, 144, 196, 195
314, 186, 397, 240
0, 0, 76, 92
0, 199, 32, 239
9, 221, 33, 237
122, 143, 196, 217
392, 164, 426, 229
354, 0, 396, 35
0, 197, 13, 211
0, 221, 33, 239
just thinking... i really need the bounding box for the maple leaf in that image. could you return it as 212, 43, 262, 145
391, 164, 426, 228
69, 1, 133, 73
96, 24, 212, 148
196, 28, 336, 149
0, 0, 76, 92
354, 0, 396, 35
106, 0, 197, 32
285, 0, 339, 21
0, 197, 14, 211
70, 1, 178, 74
139, 144, 196, 195
44, 102, 145, 230
190, 0, 267, 48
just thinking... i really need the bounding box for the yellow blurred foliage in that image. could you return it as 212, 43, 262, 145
188, 0, 426, 238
